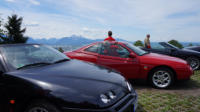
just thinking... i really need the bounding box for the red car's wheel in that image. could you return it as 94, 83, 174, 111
149, 67, 174, 89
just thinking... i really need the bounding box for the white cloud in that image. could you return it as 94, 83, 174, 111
29, 0, 40, 5
1, 0, 200, 41
24, 21, 39, 27
5, 0, 15, 2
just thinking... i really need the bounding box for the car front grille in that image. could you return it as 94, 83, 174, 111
115, 94, 135, 112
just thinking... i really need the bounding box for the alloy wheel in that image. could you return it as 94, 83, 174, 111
152, 70, 171, 88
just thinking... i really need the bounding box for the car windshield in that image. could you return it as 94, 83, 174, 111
124, 43, 147, 56
1, 44, 70, 70
161, 42, 179, 49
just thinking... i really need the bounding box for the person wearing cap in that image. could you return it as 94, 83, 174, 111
144, 34, 151, 48
104, 31, 115, 41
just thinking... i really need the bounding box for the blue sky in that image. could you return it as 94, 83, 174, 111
0, 0, 200, 42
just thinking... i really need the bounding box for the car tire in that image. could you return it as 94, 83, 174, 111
149, 67, 174, 89
25, 100, 60, 112
186, 56, 200, 70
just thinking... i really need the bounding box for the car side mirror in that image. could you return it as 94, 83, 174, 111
129, 53, 136, 58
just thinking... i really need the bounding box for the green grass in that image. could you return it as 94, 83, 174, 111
192, 70, 200, 84
136, 70, 200, 112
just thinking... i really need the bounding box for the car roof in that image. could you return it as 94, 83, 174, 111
96, 41, 127, 44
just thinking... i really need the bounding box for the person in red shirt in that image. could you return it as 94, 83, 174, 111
104, 31, 115, 41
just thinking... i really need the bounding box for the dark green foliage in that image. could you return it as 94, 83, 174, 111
0, 17, 4, 35
188, 43, 193, 47
168, 40, 183, 49
4, 14, 28, 44
134, 40, 144, 47
58, 47, 64, 53
0, 17, 5, 44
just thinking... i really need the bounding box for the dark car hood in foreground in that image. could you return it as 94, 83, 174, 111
6, 60, 128, 109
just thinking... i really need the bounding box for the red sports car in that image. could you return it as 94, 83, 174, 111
65, 41, 193, 89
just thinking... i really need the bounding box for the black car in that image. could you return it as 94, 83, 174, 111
0, 44, 137, 112
184, 46, 200, 52
142, 42, 200, 70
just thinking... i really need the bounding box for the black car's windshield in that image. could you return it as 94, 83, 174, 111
1, 44, 70, 70
161, 42, 179, 49
124, 43, 147, 56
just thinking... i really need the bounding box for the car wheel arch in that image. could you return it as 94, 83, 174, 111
20, 95, 62, 112
147, 65, 177, 81
24, 99, 61, 112
184, 55, 198, 59
186, 56, 200, 69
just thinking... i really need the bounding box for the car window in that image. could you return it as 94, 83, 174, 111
84, 44, 100, 53
125, 43, 147, 56
100, 42, 130, 58
160, 42, 179, 49
151, 43, 166, 50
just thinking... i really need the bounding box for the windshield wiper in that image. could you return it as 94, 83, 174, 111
53, 59, 70, 64
17, 62, 52, 70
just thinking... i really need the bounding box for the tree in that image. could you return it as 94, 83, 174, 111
58, 47, 64, 53
4, 14, 28, 43
0, 17, 3, 35
168, 40, 183, 49
188, 43, 193, 47
0, 16, 5, 43
134, 40, 144, 47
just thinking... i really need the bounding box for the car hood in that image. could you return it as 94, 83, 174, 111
181, 48, 200, 55
140, 53, 187, 64
6, 60, 128, 109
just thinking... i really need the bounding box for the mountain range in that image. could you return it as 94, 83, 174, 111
27, 35, 130, 46
27, 35, 200, 47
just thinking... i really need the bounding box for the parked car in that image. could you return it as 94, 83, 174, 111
141, 42, 200, 70
184, 46, 200, 52
0, 44, 137, 112
65, 41, 193, 89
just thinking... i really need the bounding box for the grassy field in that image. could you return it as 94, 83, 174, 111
136, 70, 200, 112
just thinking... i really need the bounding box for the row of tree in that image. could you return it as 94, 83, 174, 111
0, 14, 28, 44
134, 39, 194, 48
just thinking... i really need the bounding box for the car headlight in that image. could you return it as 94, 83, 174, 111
126, 81, 132, 92
108, 91, 116, 99
100, 94, 110, 104
100, 91, 116, 104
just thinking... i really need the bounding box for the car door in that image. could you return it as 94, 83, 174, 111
78, 43, 101, 64
97, 42, 140, 79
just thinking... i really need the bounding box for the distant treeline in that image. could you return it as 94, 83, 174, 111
134, 40, 199, 48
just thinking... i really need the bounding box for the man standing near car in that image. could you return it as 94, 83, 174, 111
144, 34, 151, 48
104, 31, 115, 41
